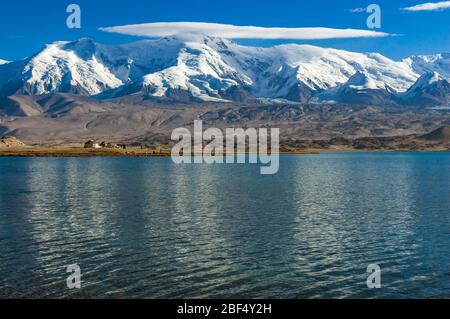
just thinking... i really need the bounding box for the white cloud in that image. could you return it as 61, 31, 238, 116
402, 1, 450, 11
100, 22, 390, 40
349, 8, 367, 13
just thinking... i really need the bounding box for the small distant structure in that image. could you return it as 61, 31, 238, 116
84, 140, 123, 149
99, 141, 119, 149
84, 140, 101, 149
117, 144, 127, 149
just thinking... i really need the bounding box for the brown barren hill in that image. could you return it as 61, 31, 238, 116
419, 126, 450, 142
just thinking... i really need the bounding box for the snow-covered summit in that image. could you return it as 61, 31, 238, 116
344, 71, 385, 90
399, 72, 450, 106
0, 35, 449, 104
403, 54, 450, 80
412, 71, 444, 88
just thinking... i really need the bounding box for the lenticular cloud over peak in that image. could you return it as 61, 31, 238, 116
100, 22, 390, 40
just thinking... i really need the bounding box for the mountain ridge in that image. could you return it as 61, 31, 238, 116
0, 35, 450, 106
398, 72, 450, 106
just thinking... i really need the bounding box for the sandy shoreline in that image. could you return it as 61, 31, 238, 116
0, 147, 319, 157
0, 147, 448, 157
0, 147, 173, 157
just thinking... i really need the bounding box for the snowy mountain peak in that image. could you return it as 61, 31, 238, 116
345, 71, 383, 90
399, 71, 450, 106
1, 37, 450, 106
405, 72, 447, 95
315, 70, 396, 105
18, 38, 123, 96
403, 53, 450, 80
417, 71, 444, 86
61, 38, 98, 59
165, 33, 217, 43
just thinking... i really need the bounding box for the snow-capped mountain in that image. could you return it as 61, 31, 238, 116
0, 35, 449, 106
315, 71, 396, 105
399, 72, 450, 106
403, 53, 450, 80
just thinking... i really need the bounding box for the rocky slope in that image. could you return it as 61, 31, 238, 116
418, 125, 450, 142
0, 136, 26, 148
398, 72, 450, 107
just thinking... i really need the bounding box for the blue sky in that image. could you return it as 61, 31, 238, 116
0, 0, 449, 61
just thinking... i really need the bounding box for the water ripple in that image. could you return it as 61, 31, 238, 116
0, 154, 449, 299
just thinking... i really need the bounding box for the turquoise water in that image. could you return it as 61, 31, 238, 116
0, 153, 449, 299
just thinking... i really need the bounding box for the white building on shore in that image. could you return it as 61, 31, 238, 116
84, 140, 101, 149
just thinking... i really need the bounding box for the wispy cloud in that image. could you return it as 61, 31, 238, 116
100, 22, 391, 40
349, 8, 367, 13
401, 1, 450, 11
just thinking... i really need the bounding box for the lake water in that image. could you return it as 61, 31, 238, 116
0, 153, 449, 299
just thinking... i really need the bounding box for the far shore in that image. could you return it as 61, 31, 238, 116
0, 147, 318, 157
0, 147, 172, 157
0, 147, 448, 157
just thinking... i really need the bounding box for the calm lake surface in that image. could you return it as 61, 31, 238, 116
0, 153, 449, 299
